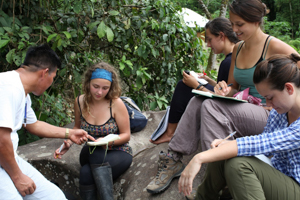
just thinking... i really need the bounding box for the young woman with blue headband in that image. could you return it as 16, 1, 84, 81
54, 62, 132, 200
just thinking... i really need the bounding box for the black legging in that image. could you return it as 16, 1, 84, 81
79, 145, 132, 185
169, 80, 214, 123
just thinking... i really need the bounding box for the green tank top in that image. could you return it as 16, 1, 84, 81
233, 36, 272, 103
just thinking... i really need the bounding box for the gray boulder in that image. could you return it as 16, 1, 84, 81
17, 110, 205, 200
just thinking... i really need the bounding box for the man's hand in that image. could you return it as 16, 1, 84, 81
69, 129, 95, 145
12, 173, 36, 197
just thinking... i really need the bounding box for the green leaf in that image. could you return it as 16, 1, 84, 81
97, 21, 106, 39
59, 68, 67, 77
157, 101, 163, 109
88, 21, 100, 30
0, 39, 9, 49
106, 27, 114, 42
62, 31, 71, 39
6, 49, 15, 64
119, 62, 125, 70
73, 2, 81, 14
163, 34, 168, 41
150, 101, 157, 110
0, 17, 8, 27
109, 10, 119, 16
47, 33, 57, 42
3, 27, 12, 33
42, 26, 49, 35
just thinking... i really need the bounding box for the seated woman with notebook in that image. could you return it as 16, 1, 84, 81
150, 17, 239, 144
146, 0, 299, 196
54, 62, 132, 200
179, 53, 300, 200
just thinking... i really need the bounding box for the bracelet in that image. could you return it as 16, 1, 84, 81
196, 83, 204, 90
65, 128, 69, 139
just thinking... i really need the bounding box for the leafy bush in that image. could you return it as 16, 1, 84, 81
1, 0, 205, 144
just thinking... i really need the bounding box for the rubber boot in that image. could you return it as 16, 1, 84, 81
91, 163, 113, 200
79, 184, 97, 200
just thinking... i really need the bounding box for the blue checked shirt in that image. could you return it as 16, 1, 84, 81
236, 109, 300, 184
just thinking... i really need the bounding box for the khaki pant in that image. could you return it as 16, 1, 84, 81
168, 96, 269, 161
196, 157, 300, 200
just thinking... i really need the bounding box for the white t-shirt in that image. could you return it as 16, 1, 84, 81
0, 71, 37, 154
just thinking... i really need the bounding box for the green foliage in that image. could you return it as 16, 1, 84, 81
264, 20, 292, 41
1, 0, 205, 111
1, 0, 205, 145
32, 92, 72, 127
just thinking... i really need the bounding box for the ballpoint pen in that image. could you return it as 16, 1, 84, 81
215, 131, 236, 147
219, 83, 233, 90
56, 143, 64, 158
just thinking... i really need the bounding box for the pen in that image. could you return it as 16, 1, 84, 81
215, 131, 236, 147
219, 83, 233, 90
56, 143, 64, 158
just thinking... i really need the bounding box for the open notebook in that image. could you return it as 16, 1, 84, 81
192, 89, 248, 103
87, 134, 120, 146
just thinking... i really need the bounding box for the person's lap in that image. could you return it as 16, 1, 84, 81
0, 155, 66, 200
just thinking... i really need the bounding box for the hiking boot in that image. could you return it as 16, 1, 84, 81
146, 151, 185, 194
185, 187, 197, 200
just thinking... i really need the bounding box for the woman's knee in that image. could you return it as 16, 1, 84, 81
224, 157, 255, 180
79, 164, 94, 185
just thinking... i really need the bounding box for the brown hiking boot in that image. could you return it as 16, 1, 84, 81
146, 151, 185, 194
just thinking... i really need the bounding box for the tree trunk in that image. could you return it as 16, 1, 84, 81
289, 0, 294, 38
219, 0, 229, 18
197, 0, 212, 20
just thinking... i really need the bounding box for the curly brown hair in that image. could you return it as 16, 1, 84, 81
82, 62, 122, 116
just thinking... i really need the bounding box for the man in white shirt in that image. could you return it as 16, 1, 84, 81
0, 44, 94, 200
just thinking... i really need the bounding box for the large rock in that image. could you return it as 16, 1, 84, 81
18, 110, 205, 200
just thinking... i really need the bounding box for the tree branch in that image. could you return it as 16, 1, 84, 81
197, 0, 212, 20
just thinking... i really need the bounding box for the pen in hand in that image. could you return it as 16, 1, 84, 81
215, 131, 236, 147
219, 83, 233, 90
56, 143, 64, 158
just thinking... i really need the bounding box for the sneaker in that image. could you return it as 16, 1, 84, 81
185, 187, 196, 200
146, 151, 185, 194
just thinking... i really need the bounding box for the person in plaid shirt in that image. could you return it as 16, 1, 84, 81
178, 53, 300, 200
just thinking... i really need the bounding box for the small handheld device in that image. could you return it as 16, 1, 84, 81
184, 70, 208, 85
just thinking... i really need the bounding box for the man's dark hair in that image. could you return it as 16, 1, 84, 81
23, 44, 61, 73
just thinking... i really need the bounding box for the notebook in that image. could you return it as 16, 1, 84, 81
87, 134, 120, 146
192, 89, 248, 103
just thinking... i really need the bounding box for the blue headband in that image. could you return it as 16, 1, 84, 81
91, 68, 112, 82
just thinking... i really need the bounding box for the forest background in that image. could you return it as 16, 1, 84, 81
1, 0, 300, 145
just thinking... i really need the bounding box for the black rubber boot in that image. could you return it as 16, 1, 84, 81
91, 163, 113, 200
79, 184, 97, 200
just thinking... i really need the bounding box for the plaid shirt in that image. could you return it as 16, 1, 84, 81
237, 109, 300, 184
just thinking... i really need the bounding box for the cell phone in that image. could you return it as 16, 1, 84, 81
184, 70, 190, 75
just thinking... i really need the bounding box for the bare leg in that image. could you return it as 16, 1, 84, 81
150, 123, 178, 144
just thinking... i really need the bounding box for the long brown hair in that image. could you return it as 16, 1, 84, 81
253, 53, 300, 90
82, 62, 121, 115
229, 0, 269, 25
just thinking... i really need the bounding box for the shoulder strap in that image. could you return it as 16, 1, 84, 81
110, 100, 112, 117
121, 96, 141, 112
235, 42, 245, 67
262, 36, 273, 59
236, 42, 244, 57
77, 95, 82, 116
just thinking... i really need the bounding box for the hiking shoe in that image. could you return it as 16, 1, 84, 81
185, 187, 197, 200
146, 151, 185, 194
